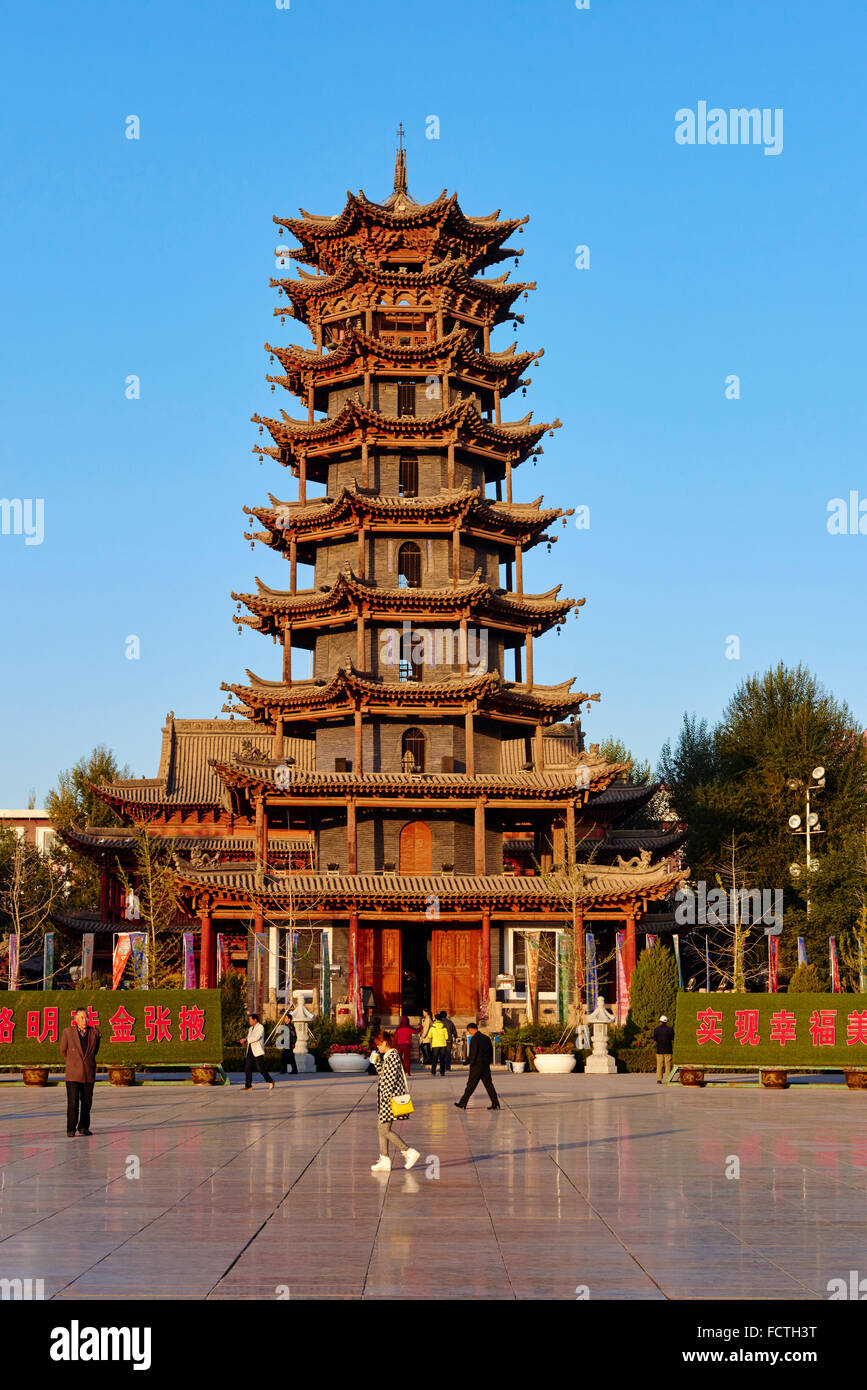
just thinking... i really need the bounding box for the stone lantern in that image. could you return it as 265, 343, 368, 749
289, 996, 317, 1072
584, 996, 616, 1074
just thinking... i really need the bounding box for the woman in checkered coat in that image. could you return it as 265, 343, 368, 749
370, 1030, 421, 1174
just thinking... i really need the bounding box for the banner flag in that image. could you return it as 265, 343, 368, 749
217, 934, 229, 981
321, 932, 331, 1018
43, 933, 55, 990
768, 935, 779, 992
830, 937, 841, 993
645, 934, 658, 950
81, 934, 94, 982
797, 936, 808, 967
112, 934, 132, 990
615, 929, 630, 1024
253, 932, 267, 1017
130, 933, 148, 989
525, 931, 540, 1023
8, 935, 19, 990
183, 933, 197, 990
557, 933, 570, 1025
585, 931, 598, 1013
673, 934, 683, 988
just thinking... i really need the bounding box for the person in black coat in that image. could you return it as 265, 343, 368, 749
454, 1023, 500, 1110
653, 1014, 675, 1083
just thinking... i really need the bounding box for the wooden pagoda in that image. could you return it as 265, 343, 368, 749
58, 146, 685, 1023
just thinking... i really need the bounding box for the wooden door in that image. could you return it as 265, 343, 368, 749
358, 927, 402, 1014
431, 929, 477, 1017
399, 820, 432, 874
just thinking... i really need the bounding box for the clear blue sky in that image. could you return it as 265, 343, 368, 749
1, 0, 865, 805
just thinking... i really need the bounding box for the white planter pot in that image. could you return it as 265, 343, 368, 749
328, 1054, 370, 1074
509, 1060, 526, 1072
533, 1054, 577, 1074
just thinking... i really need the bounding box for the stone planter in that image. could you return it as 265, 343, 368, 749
191, 1065, 218, 1085
22, 1066, 49, 1087
108, 1065, 136, 1087
845, 1070, 867, 1090
680, 1067, 706, 1087
533, 1053, 577, 1074
760, 1069, 789, 1089
328, 1053, 370, 1074
509, 1060, 526, 1073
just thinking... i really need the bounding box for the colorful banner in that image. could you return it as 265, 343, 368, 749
183, 933, 197, 990
797, 936, 808, 967
8, 935, 19, 991
645, 934, 658, 950
254, 932, 267, 1017
674, 991, 867, 1069
615, 929, 629, 1024
321, 932, 331, 1018
585, 931, 598, 1013
112, 934, 132, 990
673, 934, 684, 988
525, 931, 540, 1022
81, 933, 94, 983
768, 935, 779, 993
130, 933, 148, 989
217, 934, 229, 981
557, 933, 570, 1025
0, 989, 222, 1065
43, 933, 55, 990
830, 937, 841, 993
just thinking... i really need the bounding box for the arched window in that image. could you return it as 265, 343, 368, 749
399, 452, 418, 498
401, 728, 426, 773
398, 541, 421, 589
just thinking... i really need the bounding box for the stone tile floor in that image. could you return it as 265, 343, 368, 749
0, 1071, 865, 1300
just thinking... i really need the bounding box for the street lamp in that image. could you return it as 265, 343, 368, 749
786, 767, 825, 917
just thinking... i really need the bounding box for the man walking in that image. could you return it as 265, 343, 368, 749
441, 1010, 458, 1071
241, 1012, 275, 1090
60, 1007, 100, 1137
653, 1014, 674, 1084
454, 1022, 500, 1110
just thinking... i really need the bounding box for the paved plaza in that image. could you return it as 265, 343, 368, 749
0, 1070, 865, 1300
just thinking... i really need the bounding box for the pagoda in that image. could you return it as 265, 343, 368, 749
57, 144, 685, 1023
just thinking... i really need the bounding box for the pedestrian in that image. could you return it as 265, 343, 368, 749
60, 1007, 101, 1137
240, 1012, 275, 1091
279, 1015, 298, 1074
440, 1010, 458, 1071
418, 1008, 433, 1065
369, 1031, 420, 1173
653, 1014, 674, 1084
428, 1013, 449, 1076
454, 1022, 500, 1110
393, 1014, 418, 1076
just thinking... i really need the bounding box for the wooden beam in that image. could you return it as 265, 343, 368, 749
199, 910, 213, 989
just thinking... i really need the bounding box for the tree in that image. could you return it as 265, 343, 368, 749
0, 828, 65, 980
598, 737, 651, 785
117, 821, 180, 987
627, 945, 678, 1040
46, 746, 132, 912
787, 963, 823, 993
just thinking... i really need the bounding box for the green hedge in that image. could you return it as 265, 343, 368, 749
223, 1047, 283, 1071
0, 990, 222, 1066
673, 991, 867, 1068
614, 1046, 656, 1073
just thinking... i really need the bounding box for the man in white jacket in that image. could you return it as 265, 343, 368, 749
241, 1012, 275, 1091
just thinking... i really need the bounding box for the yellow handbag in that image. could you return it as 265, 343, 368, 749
390, 1093, 414, 1117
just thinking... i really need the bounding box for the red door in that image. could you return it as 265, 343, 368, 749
399, 820, 432, 874
431, 929, 477, 1017
359, 927, 402, 1014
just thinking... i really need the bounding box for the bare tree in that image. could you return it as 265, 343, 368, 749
118, 820, 181, 987
0, 828, 65, 980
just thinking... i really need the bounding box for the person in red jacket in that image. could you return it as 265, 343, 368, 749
393, 1015, 419, 1076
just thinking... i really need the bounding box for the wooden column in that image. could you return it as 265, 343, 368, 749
566, 799, 576, 868
459, 615, 468, 676
282, 628, 292, 684
199, 909, 213, 989
347, 797, 357, 874
358, 524, 366, 578
354, 707, 363, 773
363, 371, 371, 407
480, 907, 491, 1020
255, 796, 267, 871
464, 707, 475, 777
506, 457, 513, 504
365, 308, 373, 335
483, 324, 490, 352
534, 723, 544, 770
315, 321, 323, 353
525, 632, 534, 688
307, 385, 314, 424
515, 541, 523, 594
574, 906, 585, 1012
348, 908, 359, 1024
514, 643, 522, 682
452, 525, 460, 586
474, 798, 486, 874
494, 387, 501, 425
356, 612, 365, 670
251, 913, 265, 1015
505, 558, 513, 591
289, 538, 297, 594
625, 912, 637, 987
441, 372, 449, 406
298, 455, 306, 506
437, 310, 444, 338
362, 439, 369, 487
272, 716, 284, 760
447, 439, 455, 490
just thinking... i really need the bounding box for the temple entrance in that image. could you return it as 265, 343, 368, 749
399, 820, 432, 873
359, 926, 402, 1015
431, 928, 477, 1017
401, 928, 430, 1015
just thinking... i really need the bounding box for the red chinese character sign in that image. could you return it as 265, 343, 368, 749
673, 993, 867, 1070
0, 991, 221, 1066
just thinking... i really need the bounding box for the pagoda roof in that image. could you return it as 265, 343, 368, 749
231, 567, 581, 633
253, 397, 559, 468
244, 484, 569, 549
170, 862, 686, 914
265, 326, 540, 395
221, 663, 590, 722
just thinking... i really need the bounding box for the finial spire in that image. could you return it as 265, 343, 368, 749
394, 121, 407, 194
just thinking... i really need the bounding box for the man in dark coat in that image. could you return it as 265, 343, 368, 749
59, 1007, 101, 1136
454, 1022, 500, 1110
653, 1014, 675, 1083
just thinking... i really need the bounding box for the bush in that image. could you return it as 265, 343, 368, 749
627, 945, 678, 1035
222, 1047, 282, 1071
308, 1016, 364, 1058
614, 1046, 656, 1073
786, 963, 824, 992
220, 969, 249, 1048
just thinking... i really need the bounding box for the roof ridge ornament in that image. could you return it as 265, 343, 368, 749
394, 121, 407, 195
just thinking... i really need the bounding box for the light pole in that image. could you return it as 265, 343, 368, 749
786, 766, 825, 918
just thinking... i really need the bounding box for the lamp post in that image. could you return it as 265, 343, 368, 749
786, 766, 825, 919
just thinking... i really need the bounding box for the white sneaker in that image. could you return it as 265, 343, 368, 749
370, 1156, 392, 1172
404, 1147, 421, 1170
